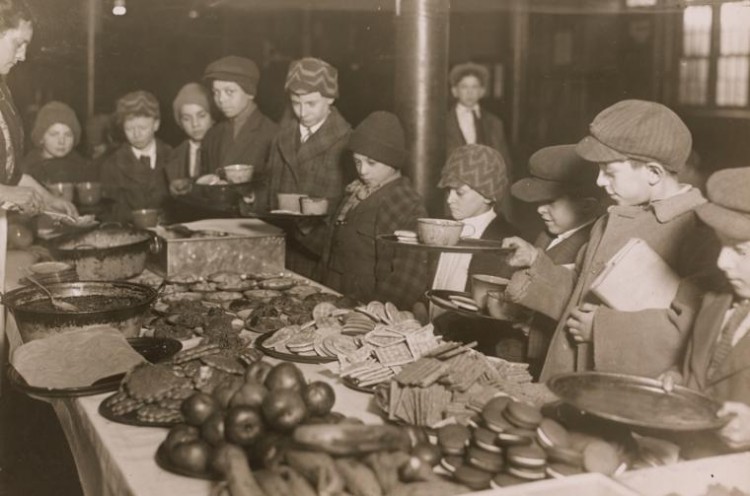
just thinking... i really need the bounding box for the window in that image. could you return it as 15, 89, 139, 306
678, 1, 750, 109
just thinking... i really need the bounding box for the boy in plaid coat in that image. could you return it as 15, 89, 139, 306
324, 112, 429, 309
267, 57, 352, 280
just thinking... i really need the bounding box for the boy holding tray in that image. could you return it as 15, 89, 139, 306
510, 144, 603, 377
662, 167, 750, 452
502, 100, 721, 381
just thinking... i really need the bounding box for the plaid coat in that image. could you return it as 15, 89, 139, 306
267, 108, 352, 279
101, 139, 172, 223
325, 176, 429, 309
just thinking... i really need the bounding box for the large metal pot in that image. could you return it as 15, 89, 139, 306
47, 225, 157, 280
2, 281, 159, 342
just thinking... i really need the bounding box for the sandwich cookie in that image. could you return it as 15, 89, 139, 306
490, 473, 527, 488
440, 455, 464, 474
473, 427, 502, 453
437, 424, 471, 456
507, 444, 547, 470
536, 418, 570, 449
507, 465, 547, 481
453, 465, 493, 490
497, 427, 535, 447
503, 401, 543, 430
466, 445, 505, 473
546, 462, 584, 479
480, 396, 512, 433
545, 445, 584, 467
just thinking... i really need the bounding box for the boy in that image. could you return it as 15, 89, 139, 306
201, 56, 278, 176
267, 57, 352, 280
510, 144, 603, 376
662, 167, 750, 452
503, 99, 720, 381
166, 82, 214, 194
426, 144, 520, 358
101, 90, 172, 223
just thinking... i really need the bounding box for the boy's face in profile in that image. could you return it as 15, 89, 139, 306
123, 116, 159, 150
446, 183, 492, 220
452, 74, 485, 108
536, 195, 591, 235
717, 234, 750, 300
596, 160, 652, 206
179, 103, 213, 142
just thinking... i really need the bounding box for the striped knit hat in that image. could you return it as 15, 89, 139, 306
115, 90, 160, 126
285, 57, 338, 98
576, 99, 691, 172
438, 144, 508, 202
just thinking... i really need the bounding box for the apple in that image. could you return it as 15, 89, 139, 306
164, 424, 200, 452
230, 382, 268, 409
302, 381, 335, 416
245, 361, 273, 384
181, 393, 219, 427
201, 411, 226, 446
170, 439, 212, 473
225, 406, 265, 446
264, 362, 305, 392
261, 389, 307, 431
212, 377, 244, 409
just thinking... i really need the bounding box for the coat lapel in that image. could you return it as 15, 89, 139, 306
277, 124, 300, 185
296, 108, 350, 165
690, 293, 733, 391
545, 223, 594, 266
224, 110, 263, 165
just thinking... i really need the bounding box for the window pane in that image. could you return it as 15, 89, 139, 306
720, 2, 750, 55
679, 58, 709, 105
683, 5, 712, 57
717, 55, 749, 106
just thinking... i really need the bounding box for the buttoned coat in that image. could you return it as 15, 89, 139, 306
100, 140, 172, 223
325, 176, 429, 309
506, 188, 721, 381
164, 140, 193, 182
267, 108, 352, 280
446, 106, 513, 171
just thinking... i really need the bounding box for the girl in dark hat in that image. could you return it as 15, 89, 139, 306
324, 111, 429, 309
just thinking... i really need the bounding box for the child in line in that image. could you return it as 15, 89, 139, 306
509, 144, 603, 377
662, 167, 750, 453
21, 101, 96, 185
324, 111, 429, 309
503, 99, 721, 381
101, 91, 172, 223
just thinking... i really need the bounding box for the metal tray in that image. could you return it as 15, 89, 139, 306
425, 289, 510, 321
98, 396, 179, 428
377, 234, 511, 253
547, 372, 730, 432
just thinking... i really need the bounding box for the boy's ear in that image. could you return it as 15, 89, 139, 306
644, 161, 667, 185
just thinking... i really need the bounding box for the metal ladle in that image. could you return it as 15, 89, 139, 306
26, 274, 81, 312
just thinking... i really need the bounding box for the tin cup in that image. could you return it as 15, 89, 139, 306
75, 182, 102, 206
131, 209, 160, 229
47, 182, 75, 202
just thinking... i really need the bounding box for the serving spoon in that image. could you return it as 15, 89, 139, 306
26, 275, 81, 312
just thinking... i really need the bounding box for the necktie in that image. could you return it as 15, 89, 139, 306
190, 146, 201, 178
301, 126, 312, 144
139, 155, 151, 169
473, 109, 485, 145
708, 300, 750, 380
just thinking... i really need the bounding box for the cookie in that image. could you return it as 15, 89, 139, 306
503, 401, 543, 430
473, 427, 502, 453
507, 444, 547, 469
437, 424, 471, 456
440, 455, 463, 473
546, 462, 584, 478
466, 445, 504, 473
582, 440, 620, 475
490, 473, 527, 489
480, 396, 512, 433
536, 418, 570, 449
497, 427, 535, 447
453, 465, 493, 490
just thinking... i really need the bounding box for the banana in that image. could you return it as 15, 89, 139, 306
293, 424, 409, 455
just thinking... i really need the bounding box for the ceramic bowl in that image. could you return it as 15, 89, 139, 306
486, 290, 523, 320
277, 193, 308, 213
75, 182, 102, 206
47, 182, 75, 202
300, 197, 328, 215
471, 274, 510, 310
417, 218, 464, 246
131, 209, 160, 229
223, 164, 254, 184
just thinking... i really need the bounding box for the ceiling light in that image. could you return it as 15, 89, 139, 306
112, 0, 127, 16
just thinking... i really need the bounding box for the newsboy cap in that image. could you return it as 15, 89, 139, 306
512, 144, 599, 203
697, 167, 750, 240
204, 56, 259, 96
449, 62, 489, 88
285, 57, 338, 98
438, 144, 507, 202
349, 111, 407, 169
576, 99, 692, 173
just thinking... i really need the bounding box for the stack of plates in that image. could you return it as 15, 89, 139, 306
20, 261, 78, 286
394, 230, 418, 244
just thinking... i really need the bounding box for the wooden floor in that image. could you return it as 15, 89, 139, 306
0, 383, 83, 496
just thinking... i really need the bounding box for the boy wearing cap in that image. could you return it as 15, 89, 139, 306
267, 57, 352, 280
165, 82, 215, 195
510, 144, 603, 376
201, 56, 278, 178
503, 99, 720, 381
427, 144, 520, 357
21, 101, 96, 185
101, 90, 172, 223
324, 112, 429, 309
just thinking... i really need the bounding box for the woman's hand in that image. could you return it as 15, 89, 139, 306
0, 183, 44, 215
718, 402, 750, 450
44, 195, 78, 217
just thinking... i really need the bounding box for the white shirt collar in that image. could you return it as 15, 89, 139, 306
548, 219, 596, 248
299, 115, 328, 140
461, 208, 496, 239
456, 103, 480, 116
188, 140, 201, 152
132, 140, 156, 160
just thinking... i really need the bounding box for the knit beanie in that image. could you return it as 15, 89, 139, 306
172, 82, 211, 124
115, 90, 160, 126
348, 111, 406, 169
285, 57, 338, 98
576, 99, 692, 172
31, 101, 81, 146
203, 56, 259, 96
439, 144, 508, 202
